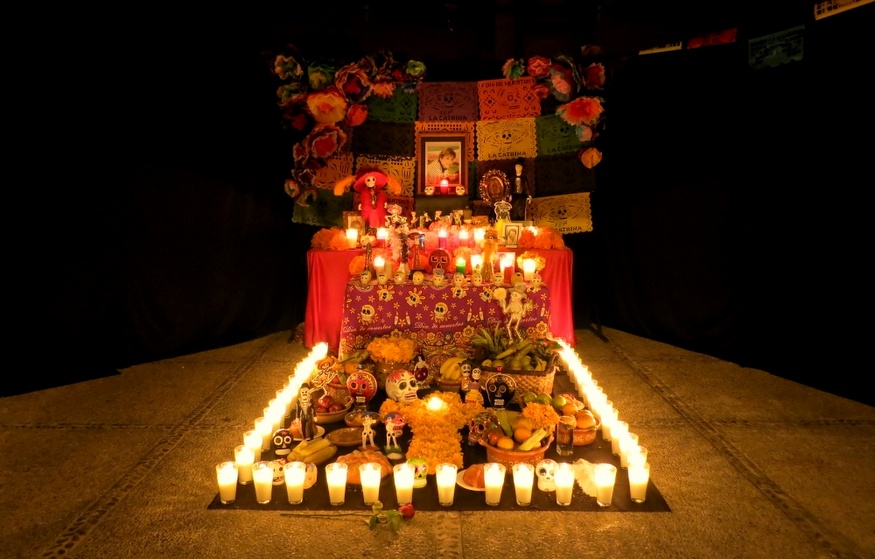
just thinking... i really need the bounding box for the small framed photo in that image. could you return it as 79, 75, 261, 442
503, 223, 522, 248
418, 132, 468, 195
343, 211, 365, 233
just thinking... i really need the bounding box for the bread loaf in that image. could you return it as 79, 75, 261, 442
463, 463, 486, 489
334, 449, 392, 485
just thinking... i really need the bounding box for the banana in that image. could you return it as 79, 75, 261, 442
303, 444, 337, 464
439, 356, 465, 380
297, 437, 332, 458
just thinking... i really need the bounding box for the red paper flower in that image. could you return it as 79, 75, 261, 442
526, 56, 551, 78
334, 63, 373, 104
345, 103, 369, 127
307, 123, 347, 161
306, 87, 348, 124
556, 96, 604, 127
583, 63, 606, 90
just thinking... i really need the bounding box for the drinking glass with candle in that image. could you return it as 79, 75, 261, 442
435, 463, 457, 506
628, 461, 650, 503
522, 258, 536, 281
554, 462, 576, 506
283, 461, 308, 505
556, 415, 576, 456
393, 463, 415, 506
595, 463, 617, 507
438, 229, 447, 248
511, 462, 535, 507
243, 429, 262, 462
252, 461, 274, 504
254, 416, 272, 452
611, 420, 629, 456
483, 462, 506, 506
376, 227, 388, 247
325, 462, 348, 506
346, 228, 359, 249
455, 257, 466, 275
620, 432, 640, 469
234, 444, 254, 485
215, 461, 238, 504
373, 255, 385, 276
359, 462, 382, 505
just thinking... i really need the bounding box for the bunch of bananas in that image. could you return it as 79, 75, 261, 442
439, 356, 465, 382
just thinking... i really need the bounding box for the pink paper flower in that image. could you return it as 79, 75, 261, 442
556, 96, 604, 126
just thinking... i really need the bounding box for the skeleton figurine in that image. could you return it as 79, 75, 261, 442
495, 284, 533, 341
296, 383, 319, 441
361, 414, 377, 449
383, 412, 406, 452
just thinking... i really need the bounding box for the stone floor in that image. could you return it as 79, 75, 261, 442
1, 326, 872, 559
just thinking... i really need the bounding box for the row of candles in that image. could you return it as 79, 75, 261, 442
346, 226, 498, 250
369, 252, 538, 280
556, 339, 652, 504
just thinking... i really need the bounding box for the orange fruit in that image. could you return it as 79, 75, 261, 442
513, 427, 532, 444
486, 427, 504, 446
512, 416, 534, 432
561, 402, 579, 417
496, 436, 516, 450
575, 410, 597, 429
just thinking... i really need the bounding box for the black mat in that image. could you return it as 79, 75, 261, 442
209, 376, 671, 513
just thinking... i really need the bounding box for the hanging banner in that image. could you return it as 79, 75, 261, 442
417, 82, 480, 122
477, 77, 541, 121
749, 26, 805, 70
531, 193, 593, 234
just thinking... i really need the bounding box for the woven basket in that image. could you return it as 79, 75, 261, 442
480, 364, 556, 405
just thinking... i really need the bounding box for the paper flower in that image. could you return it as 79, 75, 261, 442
556, 96, 604, 127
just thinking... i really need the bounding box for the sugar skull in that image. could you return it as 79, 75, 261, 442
424, 185, 435, 196
432, 272, 447, 287
455, 185, 466, 195
453, 272, 466, 287
484, 372, 517, 409
472, 272, 483, 286
360, 269, 372, 285
407, 456, 429, 488
377, 272, 389, 285
394, 270, 407, 284
536, 459, 558, 492
272, 427, 294, 457
271, 458, 287, 485
429, 248, 451, 272
529, 272, 543, 291
360, 304, 376, 324
386, 369, 419, 402
467, 411, 498, 446
346, 370, 378, 406
412, 271, 425, 285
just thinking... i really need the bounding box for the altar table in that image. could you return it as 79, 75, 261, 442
305, 248, 575, 353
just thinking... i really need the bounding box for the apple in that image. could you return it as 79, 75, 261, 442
317, 395, 335, 408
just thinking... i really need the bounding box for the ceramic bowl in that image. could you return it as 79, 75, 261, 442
314, 400, 353, 425
573, 416, 601, 446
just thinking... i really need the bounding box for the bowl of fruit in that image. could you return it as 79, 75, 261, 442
478, 407, 555, 467
572, 409, 601, 446
313, 394, 354, 425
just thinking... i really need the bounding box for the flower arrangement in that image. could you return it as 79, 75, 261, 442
311, 227, 350, 250
272, 49, 426, 205
380, 392, 485, 474
516, 251, 546, 273
520, 402, 562, 431
366, 335, 416, 364
501, 54, 606, 169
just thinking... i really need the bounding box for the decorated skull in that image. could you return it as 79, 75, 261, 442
453, 272, 466, 287
360, 269, 372, 285
272, 427, 294, 457
530, 272, 543, 291
412, 271, 425, 285
536, 459, 558, 491
484, 372, 517, 409
271, 458, 287, 485
377, 272, 389, 285
394, 270, 407, 284
385, 369, 419, 402
472, 272, 483, 286
360, 304, 376, 324
512, 271, 525, 286
432, 302, 449, 322
346, 370, 378, 405
467, 411, 498, 446
407, 456, 429, 488
429, 248, 451, 272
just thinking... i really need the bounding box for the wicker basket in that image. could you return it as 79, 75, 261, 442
480, 364, 556, 405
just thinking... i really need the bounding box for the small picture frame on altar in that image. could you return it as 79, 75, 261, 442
344, 211, 365, 234
503, 223, 522, 248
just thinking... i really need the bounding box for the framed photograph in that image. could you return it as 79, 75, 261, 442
343, 211, 365, 233
418, 132, 467, 195
503, 223, 522, 248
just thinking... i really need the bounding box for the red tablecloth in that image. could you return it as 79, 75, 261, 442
305, 248, 575, 352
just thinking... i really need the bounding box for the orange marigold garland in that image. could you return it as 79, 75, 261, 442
312, 227, 347, 249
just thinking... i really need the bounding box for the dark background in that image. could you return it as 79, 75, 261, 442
15, 1, 872, 404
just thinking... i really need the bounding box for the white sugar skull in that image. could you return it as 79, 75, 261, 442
394, 270, 407, 284
412, 271, 425, 285
360, 269, 372, 285
432, 302, 449, 322
472, 272, 483, 286
271, 458, 287, 485
360, 304, 376, 324
530, 272, 543, 291
377, 272, 389, 285
432, 272, 446, 287
453, 272, 466, 287
536, 459, 558, 492
386, 369, 419, 402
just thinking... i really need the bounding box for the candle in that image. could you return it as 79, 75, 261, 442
554, 462, 576, 506
458, 228, 469, 246
511, 462, 534, 507
611, 420, 629, 456
473, 228, 485, 244
483, 462, 506, 506
234, 444, 254, 485
243, 429, 262, 462
595, 463, 617, 507
376, 227, 388, 247
470, 254, 482, 272
522, 258, 536, 281
620, 432, 640, 469
252, 461, 274, 504
435, 462, 457, 506
628, 461, 650, 503
455, 257, 466, 275
345, 228, 359, 249
373, 255, 385, 275
393, 463, 415, 506
283, 461, 308, 505
359, 462, 382, 505
438, 229, 447, 248
440, 179, 449, 194
254, 416, 273, 452
325, 462, 348, 506
215, 461, 238, 504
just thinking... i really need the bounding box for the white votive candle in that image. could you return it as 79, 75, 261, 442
393, 463, 415, 506
483, 462, 506, 506
435, 463, 457, 506
216, 461, 238, 504
629, 461, 650, 503
554, 462, 576, 506
359, 462, 382, 505
254, 416, 272, 452
252, 461, 274, 504
595, 463, 617, 507
325, 462, 348, 506
511, 462, 535, 507
620, 432, 640, 469
522, 258, 537, 281
243, 429, 262, 462
284, 461, 308, 505
346, 228, 359, 249
612, 420, 629, 456
234, 444, 254, 485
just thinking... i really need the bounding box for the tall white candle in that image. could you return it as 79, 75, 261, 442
373, 255, 385, 275
252, 461, 274, 504
483, 462, 506, 506
595, 463, 617, 507
243, 429, 262, 462
620, 432, 640, 469
393, 463, 415, 506
435, 463, 457, 506
511, 462, 534, 506
628, 461, 650, 503
345, 228, 359, 249
522, 258, 537, 281
284, 461, 307, 505
612, 420, 629, 456
325, 462, 348, 506
254, 416, 273, 452
554, 462, 575, 506
215, 461, 238, 504
359, 462, 382, 505
234, 445, 254, 485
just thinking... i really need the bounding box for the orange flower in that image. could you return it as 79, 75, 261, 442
556, 96, 604, 127
306, 87, 348, 124
579, 147, 603, 169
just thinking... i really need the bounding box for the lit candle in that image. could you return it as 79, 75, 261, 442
628, 461, 650, 503
393, 463, 415, 506
438, 229, 447, 248
234, 444, 254, 485
455, 257, 466, 275
470, 254, 482, 272
325, 462, 348, 506
620, 431, 640, 469
215, 461, 238, 504
595, 463, 617, 507
254, 416, 273, 452
501, 253, 515, 283
435, 462, 457, 506
426, 395, 447, 412
252, 461, 274, 505
554, 462, 576, 506
522, 258, 536, 281
483, 462, 506, 506
458, 228, 469, 246
243, 429, 262, 462
611, 420, 629, 456
283, 461, 308, 505
440, 178, 449, 194
345, 228, 359, 249
373, 255, 385, 275
359, 462, 382, 505
376, 227, 388, 247
511, 462, 534, 507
